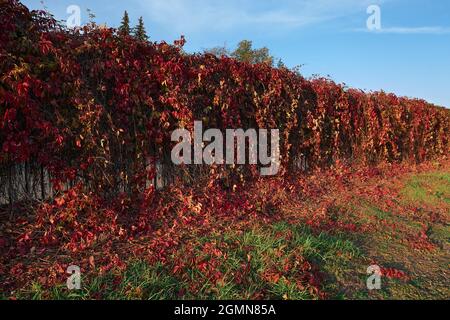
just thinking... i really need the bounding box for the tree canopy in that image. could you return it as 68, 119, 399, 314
119, 10, 130, 35
134, 16, 148, 41
205, 40, 274, 66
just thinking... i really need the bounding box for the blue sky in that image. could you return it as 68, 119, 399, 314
23, 0, 450, 107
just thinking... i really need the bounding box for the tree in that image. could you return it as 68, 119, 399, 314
252, 47, 274, 65
204, 45, 229, 57
231, 40, 253, 63
231, 40, 274, 66
86, 8, 96, 25
119, 11, 130, 35
134, 16, 148, 41
277, 58, 287, 69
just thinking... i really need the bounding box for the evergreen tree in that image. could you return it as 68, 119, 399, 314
134, 16, 148, 41
119, 11, 130, 35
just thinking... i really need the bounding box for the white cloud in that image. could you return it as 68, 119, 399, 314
354, 26, 450, 35
138, 0, 382, 33
375, 27, 450, 34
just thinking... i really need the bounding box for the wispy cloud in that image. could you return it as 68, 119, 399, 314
138, 0, 382, 33
374, 27, 450, 34
354, 26, 450, 35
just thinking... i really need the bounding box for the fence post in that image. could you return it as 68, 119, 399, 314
40, 165, 46, 200
24, 162, 30, 195
8, 163, 13, 219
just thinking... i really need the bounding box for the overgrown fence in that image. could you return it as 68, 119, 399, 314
1, 0, 449, 207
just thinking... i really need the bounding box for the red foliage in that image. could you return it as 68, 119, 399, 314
381, 268, 411, 282
1, 0, 449, 193
0, 1, 449, 298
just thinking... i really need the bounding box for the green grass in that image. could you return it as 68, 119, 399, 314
219, 222, 360, 299
402, 172, 450, 205
17, 222, 361, 300
18, 261, 183, 300
428, 224, 450, 248
9, 167, 450, 300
